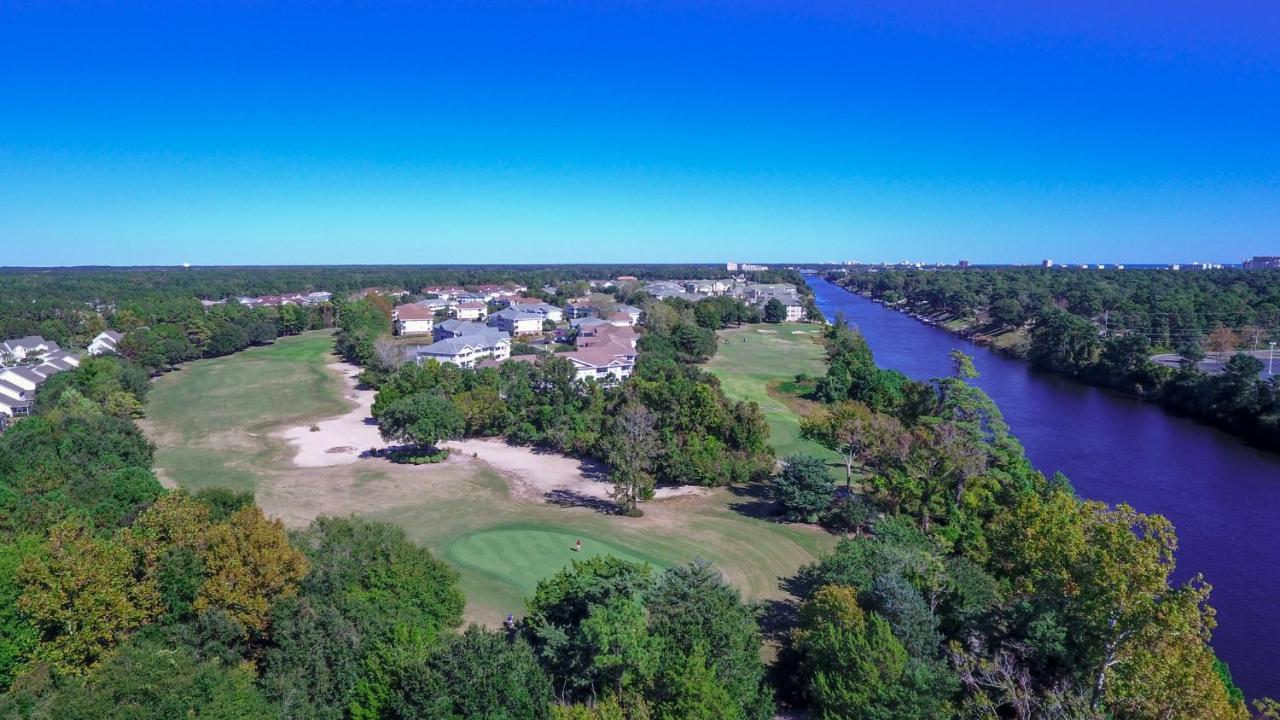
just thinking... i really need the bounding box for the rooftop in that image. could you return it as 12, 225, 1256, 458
395, 303, 435, 320
415, 331, 510, 356
490, 307, 544, 322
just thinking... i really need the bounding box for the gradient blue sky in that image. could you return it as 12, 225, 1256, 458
2, 1, 1278, 266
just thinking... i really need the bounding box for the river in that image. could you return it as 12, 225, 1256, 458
807, 275, 1280, 700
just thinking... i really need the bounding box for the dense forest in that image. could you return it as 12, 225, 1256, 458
833, 268, 1280, 449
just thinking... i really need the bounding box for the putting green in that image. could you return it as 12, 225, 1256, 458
445, 527, 664, 598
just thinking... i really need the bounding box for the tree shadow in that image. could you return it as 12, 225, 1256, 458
576, 459, 612, 483
520, 443, 613, 483
779, 567, 816, 599
727, 481, 783, 521
758, 596, 800, 646
544, 489, 620, 515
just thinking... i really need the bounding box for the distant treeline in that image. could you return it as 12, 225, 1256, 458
0, 264, 792, 370
837, 267, 1280, 343
834, 268, 1280, 450
0, 263, 736, 335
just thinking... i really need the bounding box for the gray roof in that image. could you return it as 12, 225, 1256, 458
570, 317, 610, 329
437, 319, 492, 336
521, 302, 561, 315
99, 330, 124, 343
415, 331, 510, 357
38, 358, 73, 373
489, 308, 543, 322
0, 378, 32, 403
0, 390, 32, 409
1, 336, 57, 353
416, 297, 453, 309
2, 366, 48, 385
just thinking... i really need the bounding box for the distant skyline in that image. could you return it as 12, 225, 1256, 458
2, 1, 1278, 267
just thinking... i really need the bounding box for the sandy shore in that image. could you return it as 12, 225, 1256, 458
277, 362, 384, 466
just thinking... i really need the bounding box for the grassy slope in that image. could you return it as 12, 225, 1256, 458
144, 331, 835, 624
705, 324, 842, 465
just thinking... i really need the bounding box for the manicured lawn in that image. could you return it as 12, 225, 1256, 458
705, 324, 842, 464
144, 331, 837, 626
144, 330, 349, 490
446, 527, 664, 599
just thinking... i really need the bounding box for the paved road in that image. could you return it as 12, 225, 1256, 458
1151, 350, 1278, 379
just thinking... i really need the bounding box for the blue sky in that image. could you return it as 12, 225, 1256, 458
2, 1, 1277, 266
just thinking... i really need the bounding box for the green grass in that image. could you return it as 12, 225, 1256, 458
145, 328, 838, 625
145, 331, 349, 489
446, 527, 665, 599
705, 324, 841, 464
370, 478, 835, 622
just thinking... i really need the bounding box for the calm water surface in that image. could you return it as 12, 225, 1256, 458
809, 276, 1280, 699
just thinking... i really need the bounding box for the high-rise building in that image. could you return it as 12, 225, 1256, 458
1042, 259, 1054, 268
1243, 256, 1280, 270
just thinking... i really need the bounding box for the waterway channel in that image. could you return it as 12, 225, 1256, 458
808, 275, 1280, 699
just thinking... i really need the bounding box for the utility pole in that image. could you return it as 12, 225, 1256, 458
1271, 341, 1277, 377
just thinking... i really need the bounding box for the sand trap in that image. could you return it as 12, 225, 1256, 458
277, 362, 385, 466
755, 329, 778, 334
447, 437, 706, 504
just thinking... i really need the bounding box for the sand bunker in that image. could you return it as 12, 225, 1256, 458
446, 438, 706, 504
277, 362, 384, 466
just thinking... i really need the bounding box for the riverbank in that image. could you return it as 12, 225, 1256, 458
808, 275, 1280, 700
825, 275, 1280, 454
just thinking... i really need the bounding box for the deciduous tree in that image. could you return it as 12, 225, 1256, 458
17, 522, 160, 675
607, 403, 659, 515
194, 506, 307, 634
377, 392, 465, 455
